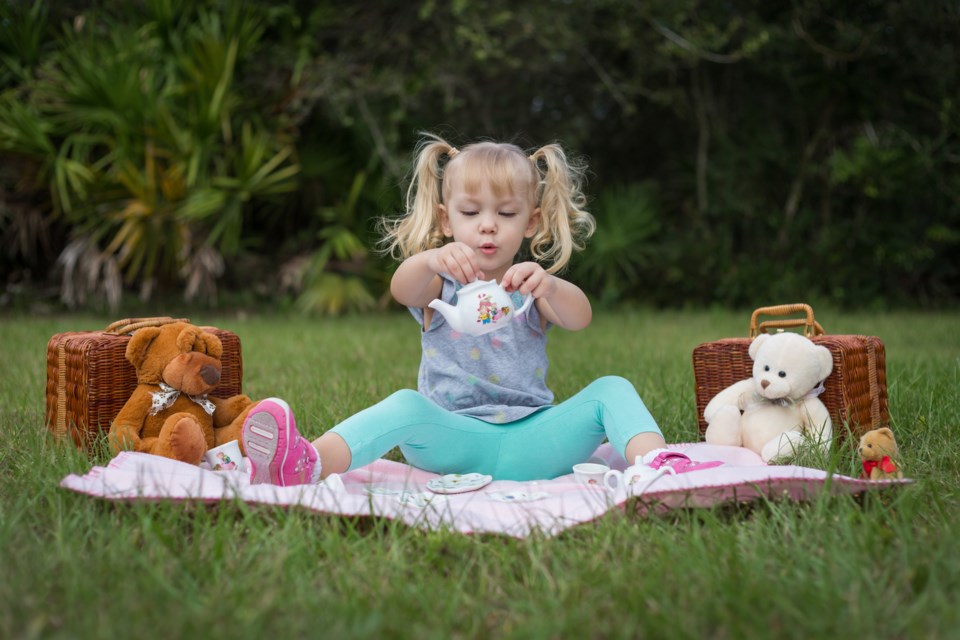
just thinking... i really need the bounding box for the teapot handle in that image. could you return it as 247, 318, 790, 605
603, 469, 623, 491
515, 293, 534, 316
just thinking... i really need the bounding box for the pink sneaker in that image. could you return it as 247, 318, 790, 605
242, 398, 320, 486
647, 450, 723, 474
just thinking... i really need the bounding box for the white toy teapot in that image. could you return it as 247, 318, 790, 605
603, 457, 666, 491
428, 279, 533, 337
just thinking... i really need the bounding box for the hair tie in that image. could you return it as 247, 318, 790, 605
447, 147, 459, 158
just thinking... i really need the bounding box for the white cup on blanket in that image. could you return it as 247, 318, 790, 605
205, 440, 243, 472
572, 462, 609, 487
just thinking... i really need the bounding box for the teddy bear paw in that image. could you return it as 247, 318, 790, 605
704, 405, 742, 446
155, 414, 207, 465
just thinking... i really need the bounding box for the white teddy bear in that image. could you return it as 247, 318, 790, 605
704, 332, 834, 463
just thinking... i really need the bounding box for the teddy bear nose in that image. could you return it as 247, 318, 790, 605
200, 364, 220, 385
760, 379, 770, 389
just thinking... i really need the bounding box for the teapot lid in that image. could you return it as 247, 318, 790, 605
457, 278, 498, 293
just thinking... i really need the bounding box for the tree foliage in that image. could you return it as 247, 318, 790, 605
1, 0, 957, 311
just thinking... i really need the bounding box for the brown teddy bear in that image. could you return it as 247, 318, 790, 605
108, 321, 255, 465
858, 427, 904, 480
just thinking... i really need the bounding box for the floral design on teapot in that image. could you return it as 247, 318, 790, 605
476, 293, 511, 325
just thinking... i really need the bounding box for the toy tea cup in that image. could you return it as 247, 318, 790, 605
428, 279, 533, 337
204, 439, 244, 472
572, 462, 609, 488
603, 457, 664, 491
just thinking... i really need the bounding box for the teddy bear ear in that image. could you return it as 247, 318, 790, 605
876, 427, 894, 439
199, 332, 223, 359
175, 326, 201, 353
815, 344, 834, 378
125, 327, 162, 369
748, 333, 769, 359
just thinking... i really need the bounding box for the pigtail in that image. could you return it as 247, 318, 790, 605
378, 134, 457, 259
528, 144, 595, 273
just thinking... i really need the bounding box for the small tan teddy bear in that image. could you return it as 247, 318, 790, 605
858, 427, 903, 480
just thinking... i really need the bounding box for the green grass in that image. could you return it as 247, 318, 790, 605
2, 309, 959, 639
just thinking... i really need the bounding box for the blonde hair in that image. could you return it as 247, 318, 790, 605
379, 133, 595, 274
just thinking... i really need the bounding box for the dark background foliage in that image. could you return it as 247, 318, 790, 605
1, 0, 957, 312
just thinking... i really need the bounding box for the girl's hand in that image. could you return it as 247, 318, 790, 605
501, 262, 556, 299
426, 242, 485, 284
502, 262, 592, 331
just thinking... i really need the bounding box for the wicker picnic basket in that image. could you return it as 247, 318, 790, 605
45, 317, 243, 448
692, 304, 889, 441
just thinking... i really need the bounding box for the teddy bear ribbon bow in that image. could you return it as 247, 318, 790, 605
149, 382, 217, 416
754, 380, 826, 408
862, 456, 898, 476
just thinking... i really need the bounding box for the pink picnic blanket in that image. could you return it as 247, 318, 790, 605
59, 443, 909, 538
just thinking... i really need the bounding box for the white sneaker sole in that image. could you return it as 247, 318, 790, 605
242, 397, 292, 485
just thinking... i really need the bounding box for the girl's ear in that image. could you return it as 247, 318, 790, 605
438, 203, 453, 237
525, 207, 541, 238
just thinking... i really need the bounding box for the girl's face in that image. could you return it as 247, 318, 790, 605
438, 161, 540, 282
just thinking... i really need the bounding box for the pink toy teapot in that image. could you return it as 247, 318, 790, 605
428, 279, 533, 336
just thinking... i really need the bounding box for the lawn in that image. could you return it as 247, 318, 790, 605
2, 308, 959, 639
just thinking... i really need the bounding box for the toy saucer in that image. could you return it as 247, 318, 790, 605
397, 491, 448, 508
487, 490, 550, 503
426, 473, 493, 494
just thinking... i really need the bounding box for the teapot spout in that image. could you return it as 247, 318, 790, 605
428, 299, 464, 332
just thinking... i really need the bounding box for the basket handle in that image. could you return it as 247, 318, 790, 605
104, 317, 190, 335
749, 304, 824, 338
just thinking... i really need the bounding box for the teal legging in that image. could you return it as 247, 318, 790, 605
330, 375, 662, 481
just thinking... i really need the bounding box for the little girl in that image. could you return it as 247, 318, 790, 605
241, 134, 700, 485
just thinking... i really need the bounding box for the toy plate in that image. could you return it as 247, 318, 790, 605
426, 473, 493, 494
